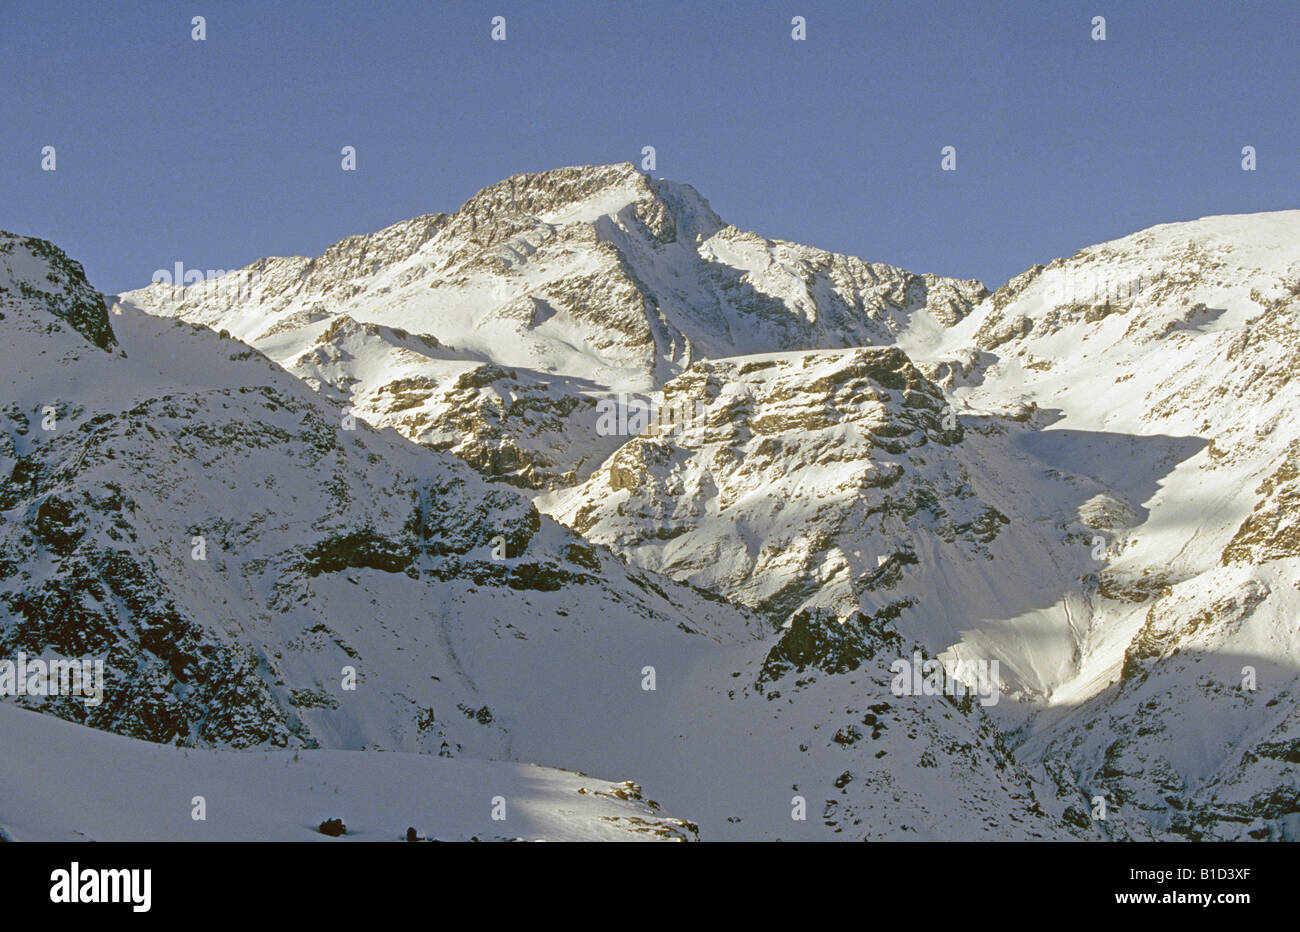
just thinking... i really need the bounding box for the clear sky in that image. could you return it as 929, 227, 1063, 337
2, 0, 1296, 296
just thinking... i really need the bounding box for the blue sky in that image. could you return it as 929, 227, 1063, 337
2, 0, 1296, 295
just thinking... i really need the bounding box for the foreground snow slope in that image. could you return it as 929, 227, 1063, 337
0, 704, 695, 841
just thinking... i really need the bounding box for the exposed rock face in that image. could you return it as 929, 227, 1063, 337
0, 232, 116, 350
285, 314, 612, 490
547, 347, 1023, 630
757, 606, 905, 684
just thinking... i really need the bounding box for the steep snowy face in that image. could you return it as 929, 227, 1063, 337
118, 163, 986, 489
904, 211, 1300, 840
546, 347, 980, 619
541, 345, 1125, 705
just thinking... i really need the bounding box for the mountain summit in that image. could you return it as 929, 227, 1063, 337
118, 163, 987, 489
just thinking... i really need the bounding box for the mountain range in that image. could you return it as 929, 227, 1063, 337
2, 163, 1296, 841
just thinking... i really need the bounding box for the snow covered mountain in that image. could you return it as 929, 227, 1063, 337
910, 212, 1300, 840
118, 163, 986, 490
2, 229, 1084, 840
6, 163, 1297, 842
2, 235, 759, 753
549, 207, 1300, 840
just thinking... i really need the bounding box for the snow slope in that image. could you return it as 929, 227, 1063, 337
0, 704, 696, 842
901, 211, 1300, 839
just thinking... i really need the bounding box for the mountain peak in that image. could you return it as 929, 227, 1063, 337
446, 161, 722, 246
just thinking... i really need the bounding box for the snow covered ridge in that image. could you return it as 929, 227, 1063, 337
907, 210, 1300, 841
147, 260, 262, 310
117, 162, 987, 490
0, 233, 116, 351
